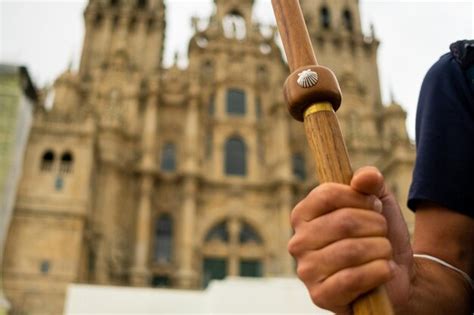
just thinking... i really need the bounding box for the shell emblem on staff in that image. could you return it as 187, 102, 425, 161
297, 69, 319, 88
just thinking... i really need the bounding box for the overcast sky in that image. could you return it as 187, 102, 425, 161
0, 0, 473, 138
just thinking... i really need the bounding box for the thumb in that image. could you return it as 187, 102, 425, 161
350, 166, 385, 197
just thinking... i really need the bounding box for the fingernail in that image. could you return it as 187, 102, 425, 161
373, 198, 383, 213
389, 260, 397, 275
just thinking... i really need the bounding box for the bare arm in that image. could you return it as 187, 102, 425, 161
406, 205, 474, 314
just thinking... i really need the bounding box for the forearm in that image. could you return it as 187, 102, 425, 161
404, 205, 474, 314
398, 258, 473, 315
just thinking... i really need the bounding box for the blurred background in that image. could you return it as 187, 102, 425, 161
0, 0, 472, 314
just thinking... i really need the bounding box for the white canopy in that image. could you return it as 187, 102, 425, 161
65, 277, 332, 315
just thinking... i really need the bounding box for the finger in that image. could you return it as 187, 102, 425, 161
351, 166, 385, 197
289, 209, 388, 254
308, 259, 395, 313
291, 183, 382, 226
296, 237, 393, 284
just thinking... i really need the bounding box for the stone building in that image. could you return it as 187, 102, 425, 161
0, 65, 37, 315
3, 0, 414, 314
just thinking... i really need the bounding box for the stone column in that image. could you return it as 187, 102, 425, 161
176, 88, 199, 288
227, 218, 241, 277
278, 183, 294, 275
175, 177, 198, 288
130, 175, 153, 286
131, 86, 158, 286
275, 107, 295, 275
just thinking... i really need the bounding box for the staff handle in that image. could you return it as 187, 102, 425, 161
271, 0, 394, 314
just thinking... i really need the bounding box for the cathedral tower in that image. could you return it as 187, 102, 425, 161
80, 0, 165, 75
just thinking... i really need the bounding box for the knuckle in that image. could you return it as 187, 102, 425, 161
338, 269, 362, 292
296, 262, 314, 281
287, 236, 302, 256
335, 211, 359, 236
341, 239, 364, 261
312, 184, 336, 208
309, 287, 328, 309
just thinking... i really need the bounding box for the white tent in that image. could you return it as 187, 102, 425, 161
65, 277, 332, 315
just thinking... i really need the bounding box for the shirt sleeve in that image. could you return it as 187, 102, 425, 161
408, 53, 474, 218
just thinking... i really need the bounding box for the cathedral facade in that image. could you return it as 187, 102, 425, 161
3, 0, 414, 314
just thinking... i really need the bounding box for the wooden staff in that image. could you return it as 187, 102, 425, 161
271, 1, 394, 314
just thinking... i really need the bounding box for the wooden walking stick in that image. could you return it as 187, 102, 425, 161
271, 1, 394, 314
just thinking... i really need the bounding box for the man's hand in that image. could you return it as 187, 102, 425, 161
288, 167, 413, 314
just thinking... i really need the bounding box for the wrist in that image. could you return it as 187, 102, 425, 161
401, 258, 473, 315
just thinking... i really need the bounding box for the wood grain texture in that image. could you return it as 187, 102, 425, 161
304, 107, 352, 184
271, 0, 317, 71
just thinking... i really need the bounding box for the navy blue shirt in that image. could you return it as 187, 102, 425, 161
408, 46, 474, 218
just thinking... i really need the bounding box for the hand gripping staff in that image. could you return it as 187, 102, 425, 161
271, 1, 395, 314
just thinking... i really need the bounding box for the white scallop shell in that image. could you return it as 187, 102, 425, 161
297, 69, 319, 88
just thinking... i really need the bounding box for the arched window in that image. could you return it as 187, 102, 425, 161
129, 17, 138, 32
208, 94, 215, 116
343, 9, 353, 32
137, 0, 147, 9
161, 143, 177, 172
94, 13, 103, 28
112, 15, 120, 29
41, 150, 55, 172
60, 151, 74, 174
226, 89, 246, 116
292, 153, 307, 181
110, 0, 119, 7
255, 97, 262, 120
154, 214, 173, 264
320, 6, 331, 29
205, 222, 229, 243
223, 10, 246, 39
225, 137, 247, 176
206, 130, 213, 159
239, 223, 262, 244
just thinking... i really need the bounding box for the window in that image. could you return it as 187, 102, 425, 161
205, 222, 229, 243
55, 176, 64, 191
256, 98, 262, 120
148, 17, 156, 32
240, 260, 262, 278
292, 153, 307, 181
320, 6, 331, 29
94, 13, 103, 28
161, 143, 176, 172
40, 260, 50, 274
137, 0, 147, 9
225, 137, 247, 176
203, 258, 227, 288
223, 11, 246, 39
206, 131, 213, 159
110, 0, 119, 6
226, 89, 246, 116
60, 151, 74, 174
129, 17, 138, 32
41, 150, 55, 172
208, 95, 215, 116
152, 276, 170, 288
239, 223, 262, 244
343, 9, 353, 32
154, 214, 173, 264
